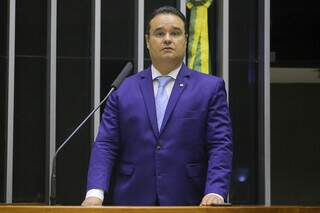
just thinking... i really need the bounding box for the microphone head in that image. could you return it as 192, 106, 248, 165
111, 62, 133, 89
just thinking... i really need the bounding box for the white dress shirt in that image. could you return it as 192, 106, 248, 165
151, 64, 181, 96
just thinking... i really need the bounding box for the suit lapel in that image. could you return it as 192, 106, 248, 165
138, 68, 159, 138
159, 64, 190, 135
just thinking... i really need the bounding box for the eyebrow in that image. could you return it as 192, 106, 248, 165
152, 26, 183, 32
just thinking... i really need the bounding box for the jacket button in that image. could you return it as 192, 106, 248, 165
156, 145, 161, 150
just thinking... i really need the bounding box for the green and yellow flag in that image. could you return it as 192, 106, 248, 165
187, 0, 213, 74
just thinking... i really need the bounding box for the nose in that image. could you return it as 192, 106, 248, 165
163, 33, 172, 44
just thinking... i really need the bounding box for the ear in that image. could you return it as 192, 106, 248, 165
145, 34, 150, 49
185, 33, 188, 42
184, 34, 188, 46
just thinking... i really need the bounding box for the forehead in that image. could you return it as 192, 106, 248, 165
149, 14, 185, 31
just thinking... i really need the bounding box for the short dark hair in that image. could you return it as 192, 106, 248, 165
146, 6, 187, 35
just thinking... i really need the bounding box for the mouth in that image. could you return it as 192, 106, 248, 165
161, 47, 174, 52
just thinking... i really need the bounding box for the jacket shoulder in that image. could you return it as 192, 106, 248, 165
188, 68, 224, 85
116, 68, 149, 92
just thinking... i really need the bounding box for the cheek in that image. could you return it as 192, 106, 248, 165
149, 44, 159, 56
149, 41, 160, 49
177, 40, 187, 51
178, 38, 186, 46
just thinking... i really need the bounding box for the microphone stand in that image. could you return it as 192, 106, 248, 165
49, 88, 114, 205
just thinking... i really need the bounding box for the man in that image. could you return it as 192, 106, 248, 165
82, 6, 232, 206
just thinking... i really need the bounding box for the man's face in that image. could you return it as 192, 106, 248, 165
146, 14, 187, 64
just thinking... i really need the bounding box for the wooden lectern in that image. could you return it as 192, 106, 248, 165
1, 205, 320, 213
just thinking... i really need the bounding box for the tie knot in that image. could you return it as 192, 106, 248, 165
157, 76, 172, 88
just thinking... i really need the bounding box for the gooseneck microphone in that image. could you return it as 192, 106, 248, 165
49, 62, 133, 205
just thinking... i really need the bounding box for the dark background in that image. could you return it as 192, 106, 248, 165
229, 0, 259, 204
0, 0, 8, 203
270, 0, 320, 205
271, 1, 320, 67
271, 84, 320, 205
56, 0, 92, 204
13, 0, 47, 202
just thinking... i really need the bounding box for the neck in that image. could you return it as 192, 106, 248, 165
152, 60, 182, 75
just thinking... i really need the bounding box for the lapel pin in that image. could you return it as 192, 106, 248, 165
179, 83, 184, 87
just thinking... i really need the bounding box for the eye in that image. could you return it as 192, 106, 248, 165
154, 31, 165, 38
171, 30, 182, 37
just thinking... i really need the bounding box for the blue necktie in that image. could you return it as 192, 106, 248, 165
155, 76, 172, 131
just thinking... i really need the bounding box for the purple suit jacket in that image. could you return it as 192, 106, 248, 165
87, 64, 232, 205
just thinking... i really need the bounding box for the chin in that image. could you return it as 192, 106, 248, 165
160, 56, 176, 61
161, 53, 177, 57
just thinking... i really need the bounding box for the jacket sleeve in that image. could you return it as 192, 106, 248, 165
86, 91, 120, 193
205, 78, 233, 200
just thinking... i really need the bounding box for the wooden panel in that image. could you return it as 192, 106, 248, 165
0, 206, 320, 213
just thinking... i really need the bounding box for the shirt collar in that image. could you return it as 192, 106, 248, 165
151, 64, 182, 80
